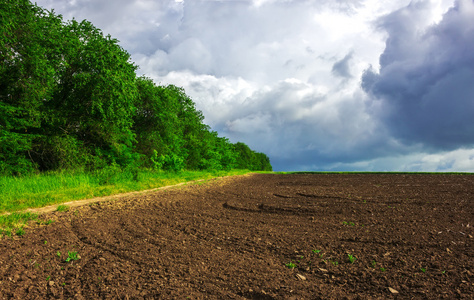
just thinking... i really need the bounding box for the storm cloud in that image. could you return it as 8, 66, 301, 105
362, 0, 474, 151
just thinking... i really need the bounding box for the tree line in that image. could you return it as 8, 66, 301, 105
0, 0, 272, 175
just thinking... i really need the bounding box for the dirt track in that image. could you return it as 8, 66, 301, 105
0, 173, 473, 299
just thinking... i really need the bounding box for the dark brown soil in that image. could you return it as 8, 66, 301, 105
1, 173, 473, 299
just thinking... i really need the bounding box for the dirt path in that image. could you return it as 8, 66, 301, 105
11, 176, 231, 216
0, 173, 473, 299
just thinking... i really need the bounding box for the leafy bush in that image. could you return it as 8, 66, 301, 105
154, 153, 184, 172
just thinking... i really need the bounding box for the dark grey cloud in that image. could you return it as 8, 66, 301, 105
362, 0, 474, 151
332, 52, 353, 78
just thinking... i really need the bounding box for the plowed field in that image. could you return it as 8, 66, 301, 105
1, 173, 473, 299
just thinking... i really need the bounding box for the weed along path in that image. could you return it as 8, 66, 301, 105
0, 174, 473, 299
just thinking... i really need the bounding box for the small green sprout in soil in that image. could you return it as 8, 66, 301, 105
312, 249, 324, 258
347, 254, 357, 264
371, 261, 377, 268
420, 267, 427, 273
285, 262, 297, 269
380, 267, 387, 272
46, 275, 51, 281
57, 251, 61, 258
65, 251, 80, 262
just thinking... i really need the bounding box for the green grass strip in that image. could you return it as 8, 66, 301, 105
0, 168, 251, 215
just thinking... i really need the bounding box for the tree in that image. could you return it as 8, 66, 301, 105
40, 18, 139, 169
0, 0, 55, 174
134, 78, 188, 169
233, 142, 272, 171
0, 0, 273, 174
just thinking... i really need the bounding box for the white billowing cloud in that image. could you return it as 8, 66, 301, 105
34, 0, 473, 171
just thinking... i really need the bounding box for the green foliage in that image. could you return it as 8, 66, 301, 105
161, 154, 185, 172
65, 251, 80, 262
0, 0, 45, 176
0, 0, 272, 176
233, 142, 272, 171
150, 151, 184, 172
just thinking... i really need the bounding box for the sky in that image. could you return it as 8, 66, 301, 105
35, 0, 474, 172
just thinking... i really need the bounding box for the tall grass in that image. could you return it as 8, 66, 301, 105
0, 168, 251, 214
